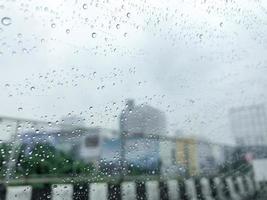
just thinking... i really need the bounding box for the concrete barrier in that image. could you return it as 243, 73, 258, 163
214, 177, 227, 200
200, 178, 214, 200
145, 181, 160, 200
185, 178, 197, 200
167, 180, 179, 200
90, 183, 108, 200
121, 181, 136, 200
0, 175, 259, 200
52, 184, 73, 200
6, 186, 32, 200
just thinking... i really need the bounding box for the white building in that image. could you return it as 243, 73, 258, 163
229, 104, 267, 146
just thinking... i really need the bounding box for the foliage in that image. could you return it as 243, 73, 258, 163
0, 142, 94, 178
219, 147, 252, 175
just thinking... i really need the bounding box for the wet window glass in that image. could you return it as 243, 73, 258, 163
0, 0, 267, 199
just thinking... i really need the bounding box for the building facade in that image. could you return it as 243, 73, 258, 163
175, 136, 232, 176
119, 99, 167, 137
229, 104, 267, 146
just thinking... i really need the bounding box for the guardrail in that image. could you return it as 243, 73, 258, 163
0, 175, 258, 200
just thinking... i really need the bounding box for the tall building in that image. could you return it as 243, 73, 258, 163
229, 104, 267, 146
119, 99, 167, 136
118, 99, 169, 174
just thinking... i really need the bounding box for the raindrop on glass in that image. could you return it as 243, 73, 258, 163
51, 23, 56, 28
18, 107, 23, 112
1, 17, 12, 26
91, 32, 96, 38
83, 3, 88, 9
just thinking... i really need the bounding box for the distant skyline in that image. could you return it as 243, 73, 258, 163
0, 0, 267, 144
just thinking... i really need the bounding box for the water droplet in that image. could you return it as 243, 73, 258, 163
116, 24, 120, 29
51, 23, 56, 28
22, 48, 28, 53
30, 86, 35, 91
124, 32, 127, 37
91, 32, 96, 38
220, 22, 223, 27
83, 3, 88, 9
66, 29, 70, 34
126, 12, 131, 18
1, 17, 12, 26
18, 107, 23, 112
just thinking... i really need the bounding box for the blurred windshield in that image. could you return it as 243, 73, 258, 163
0, 0, 267, 199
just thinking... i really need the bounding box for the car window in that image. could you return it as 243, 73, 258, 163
0, 0, 267, 199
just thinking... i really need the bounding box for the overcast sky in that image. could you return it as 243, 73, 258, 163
0, 0, 267, 144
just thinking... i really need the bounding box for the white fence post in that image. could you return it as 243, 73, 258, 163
52, 184, 73, 200
89, 183, 108, 200
185, 179, 197, 200
6, 186, 32, 200
145, 181, 160, 200
167, 180, 180, 200
200, 178, 214, 200
121, 181, 136, 200
214, 177, 227, 200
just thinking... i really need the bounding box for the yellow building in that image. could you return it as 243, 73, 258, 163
175, 135, 231, 177
176, 137, 199, 176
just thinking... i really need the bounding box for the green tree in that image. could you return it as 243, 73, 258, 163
15, 143, 94, 177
